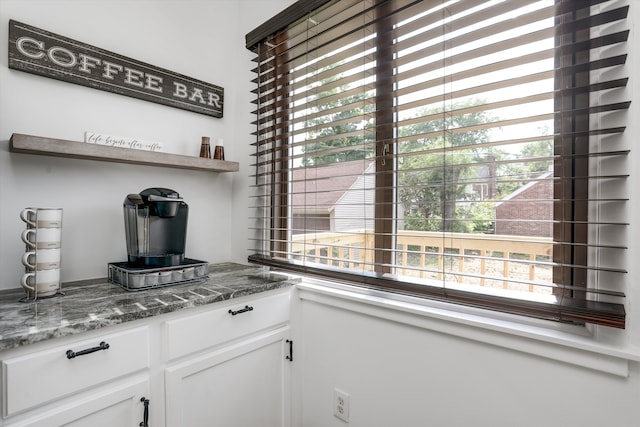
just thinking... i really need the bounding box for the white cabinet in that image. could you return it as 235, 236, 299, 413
164, 291, 292, 427
0, 327, 151, 426
0, 288, 293, 427
165, 327, 290, 427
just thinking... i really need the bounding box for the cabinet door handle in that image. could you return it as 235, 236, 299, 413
228, 305, 254, 316
140, 397, 149, 427
66, 341, 110, 359
286, 339, 293, 362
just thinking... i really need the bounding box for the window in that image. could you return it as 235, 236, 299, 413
246, 0, 629, 328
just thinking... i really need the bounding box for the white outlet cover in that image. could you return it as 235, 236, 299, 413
334, 388, 350, 422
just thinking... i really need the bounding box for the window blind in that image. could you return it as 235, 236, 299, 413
246, 0, 629, 328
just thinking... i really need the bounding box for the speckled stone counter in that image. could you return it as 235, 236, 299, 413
0, 263, 299, 351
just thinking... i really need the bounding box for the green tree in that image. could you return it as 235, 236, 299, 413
522, 137, 553, 174
300, 85, 553, 234
301, 75, 375, 166
492, 132, 553, 199
398, 100, 495, 233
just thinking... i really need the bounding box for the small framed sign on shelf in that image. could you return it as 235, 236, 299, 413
84, 132, 164, 152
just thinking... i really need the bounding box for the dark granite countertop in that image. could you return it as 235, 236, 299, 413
0, 263, 299, 352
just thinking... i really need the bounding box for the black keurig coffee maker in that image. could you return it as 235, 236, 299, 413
123, 187, 188, 267
109, 187, 207, 291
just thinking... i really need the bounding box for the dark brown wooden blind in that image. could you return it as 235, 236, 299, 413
247, 0, 629, 329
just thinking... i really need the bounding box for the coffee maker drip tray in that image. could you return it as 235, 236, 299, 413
108, 259, 208, 291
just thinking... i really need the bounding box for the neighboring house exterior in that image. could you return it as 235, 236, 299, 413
495, 171, 553, 237
291, 161, 375, 234
293, 161, 553, 238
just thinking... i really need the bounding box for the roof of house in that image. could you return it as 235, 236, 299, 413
291, 160, 374, 213
495, 170, 553, 207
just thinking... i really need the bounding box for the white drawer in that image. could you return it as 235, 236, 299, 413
2, 326, 149, 417
164, 290, 290, 361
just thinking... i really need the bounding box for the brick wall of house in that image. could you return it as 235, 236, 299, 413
495, 177, 553, 237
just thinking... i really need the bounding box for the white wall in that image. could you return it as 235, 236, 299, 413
293, 290, 640, 427
0, 0, 292, 290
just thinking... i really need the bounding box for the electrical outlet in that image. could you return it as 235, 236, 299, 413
333, 388, 350, 422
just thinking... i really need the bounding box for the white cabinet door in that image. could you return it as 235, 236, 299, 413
5, 379, 149, 427
165, 326, 291, 427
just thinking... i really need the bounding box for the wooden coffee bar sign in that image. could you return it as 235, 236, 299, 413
8, 20, 224, 118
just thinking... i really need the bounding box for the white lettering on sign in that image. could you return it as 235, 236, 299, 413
125, 68, 145, 88
16, 36, 44, 59
146, 74, 163, 93
17, 35, 217, 101
173, 82, 221, 108
173, 82, 188, 98
48, 46, 76, 67
102, 61, 123, 80
9, 20, 224, 118
208, 92, 221, 108
78, 54, 101, 73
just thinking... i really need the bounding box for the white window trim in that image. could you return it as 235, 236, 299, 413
294, 276, 640, 377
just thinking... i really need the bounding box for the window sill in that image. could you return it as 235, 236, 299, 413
295, 277, 640, 377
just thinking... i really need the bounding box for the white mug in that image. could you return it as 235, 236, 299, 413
22, 249, 61, 271
20, 208, 63, 228
21, 269, 60, 297
21, 228, 62, 249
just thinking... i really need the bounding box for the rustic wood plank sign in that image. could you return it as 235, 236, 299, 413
8, 20, 224, 118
